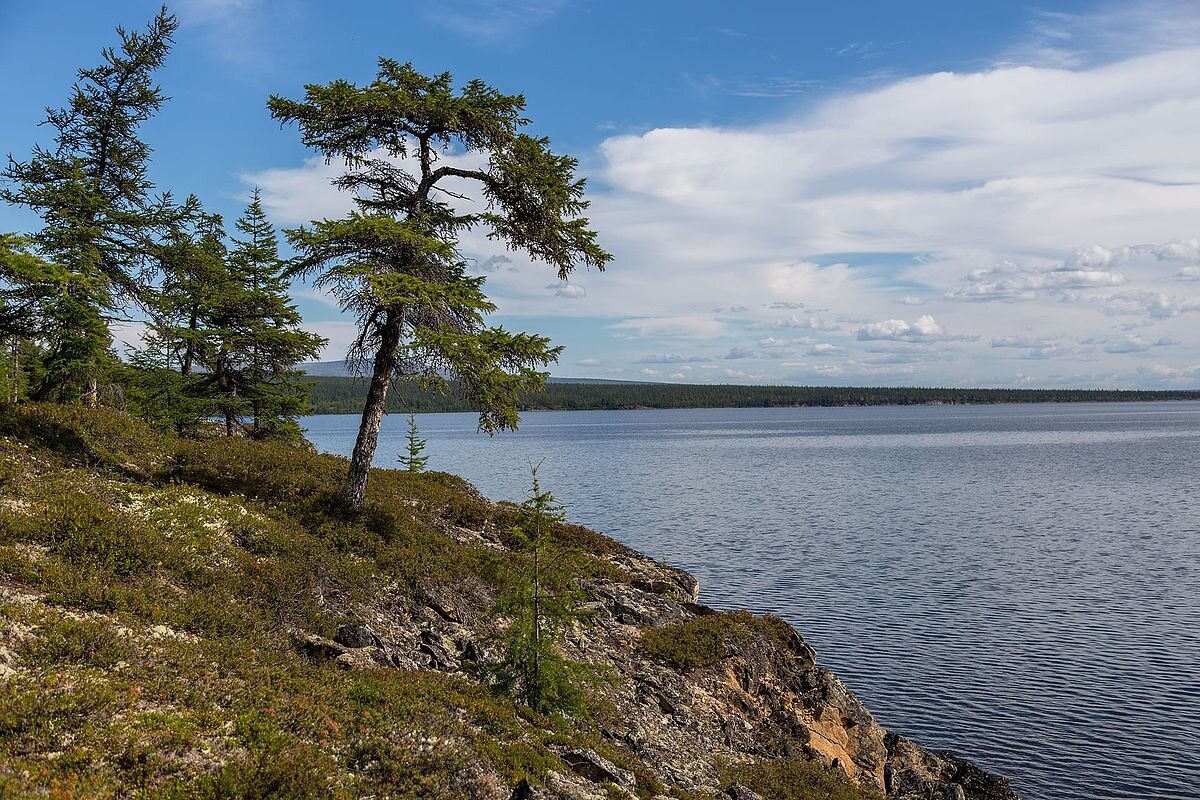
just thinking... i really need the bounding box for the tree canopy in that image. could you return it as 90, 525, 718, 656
269, 59, 610, 506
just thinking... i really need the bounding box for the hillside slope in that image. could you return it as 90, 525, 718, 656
0, 405, 1019, 800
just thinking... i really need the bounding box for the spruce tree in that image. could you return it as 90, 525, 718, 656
226, 189, 326, 440
491, 465, 591, 716
1, 7, 181, 405
270, 60, 610, 507
142, 192, 325, 438
399, 413, 429, 472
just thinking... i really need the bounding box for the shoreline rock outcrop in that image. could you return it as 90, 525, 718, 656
311, 514, 1019, 800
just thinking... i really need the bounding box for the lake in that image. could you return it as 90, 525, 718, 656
304, 402, 1200, 800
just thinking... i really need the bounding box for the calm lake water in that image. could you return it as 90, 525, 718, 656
305, 402, 1200, 800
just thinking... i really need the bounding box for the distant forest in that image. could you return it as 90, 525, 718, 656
306, 376, 1200, 414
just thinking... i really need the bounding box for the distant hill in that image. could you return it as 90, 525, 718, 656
304, 374, 1200, 415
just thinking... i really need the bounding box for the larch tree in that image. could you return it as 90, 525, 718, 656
269, 60, 610, 508
1, 7, 181, 406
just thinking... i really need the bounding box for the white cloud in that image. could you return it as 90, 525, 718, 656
857, 314, 973, 343
947, 260, 1126, 302
636, 353, 708, 364
1177, 267, 1200, 281
1102, 334, 1177, 353
991, 335, 1055, 349
755, 315, 841, 332
611, 316, 725, 338
478, 255, 512, 272
549, 282, 586, 299
575, 358, 602, 367
721, 368, 767, 381
1096, 290, 1200, 319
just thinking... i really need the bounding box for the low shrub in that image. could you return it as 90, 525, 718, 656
641, 610, 788, 672
719, 756, 884, 800
0, 403, 167, 471
18, 616, 133, 669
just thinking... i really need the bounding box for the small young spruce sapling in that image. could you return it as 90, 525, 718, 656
399, 413, 429, 473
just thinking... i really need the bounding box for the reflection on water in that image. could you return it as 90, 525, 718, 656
306, 402, 1200, 800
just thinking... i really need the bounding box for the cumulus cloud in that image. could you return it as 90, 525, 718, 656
1096, 290, 1200, 319
478, 255, 512, 272
1102, 335, 1178, 353
755, 315, 841, 332
947, 259, 1126, 302
857, 314, 974, 343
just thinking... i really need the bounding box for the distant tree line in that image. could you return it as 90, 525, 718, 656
306, 376, 1200, 414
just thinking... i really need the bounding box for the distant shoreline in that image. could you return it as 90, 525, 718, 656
306, 375, 1200, 415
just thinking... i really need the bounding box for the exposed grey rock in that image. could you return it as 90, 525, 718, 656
886, 734, 1018, 800
550, 747, 636, 791
725, 784, 766, 800
292, 631, 346, 663
334, 622, 383, 649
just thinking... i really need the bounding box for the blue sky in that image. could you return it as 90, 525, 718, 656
3, 0, 1200, 388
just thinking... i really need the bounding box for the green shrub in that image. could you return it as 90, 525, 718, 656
18, 616, 133, 669
0, 403, 167, 471
719, 756, 883, 800
171, 438, 344, 502
27, 486, 162, 578
641, 610, 785, 672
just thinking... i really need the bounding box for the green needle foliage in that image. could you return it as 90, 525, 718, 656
268, 59, 611, 508
490, 464, 593, 716
230, 189, 327, 441
399, 413, 429, 472
1, 6, 183, 405
139, 192, 326, 437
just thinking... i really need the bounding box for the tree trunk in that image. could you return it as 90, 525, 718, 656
182, 307, 198, 376
340, 311, 402, 509
8, 339, 17, 404
216, 353, 235, 436
83, 376, 99, 408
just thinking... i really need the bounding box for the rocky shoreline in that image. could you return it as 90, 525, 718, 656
296, 499, 1020, 800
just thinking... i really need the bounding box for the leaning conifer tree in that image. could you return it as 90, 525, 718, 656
2, 7, 181, 405
269, 60, 610, 508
